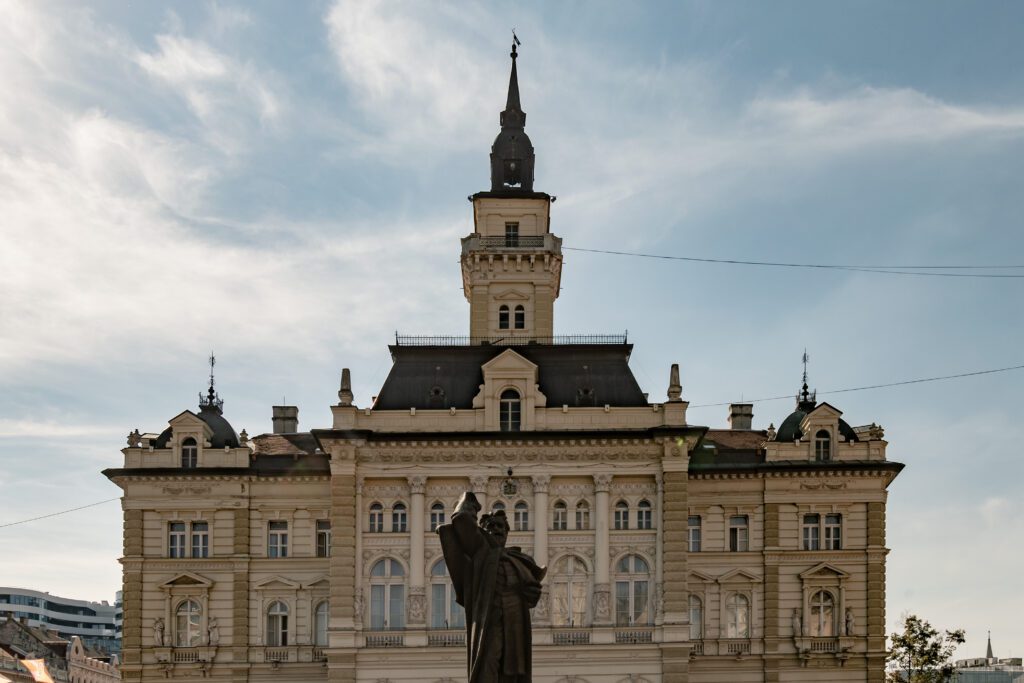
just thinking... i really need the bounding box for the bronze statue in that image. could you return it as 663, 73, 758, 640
437, 491, 546, 682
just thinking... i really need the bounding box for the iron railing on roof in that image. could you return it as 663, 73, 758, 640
476, 236, 547, 248
394, 333, 628, 346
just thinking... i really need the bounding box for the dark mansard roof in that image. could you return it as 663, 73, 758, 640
372, 344, 649, 410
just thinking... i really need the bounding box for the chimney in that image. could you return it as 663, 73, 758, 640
272, 406, 299, 434
728, 403, 754, 430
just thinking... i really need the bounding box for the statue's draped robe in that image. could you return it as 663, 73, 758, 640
438, 506, 545, 682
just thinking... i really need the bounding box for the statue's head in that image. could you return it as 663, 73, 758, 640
480, 510, 510, 547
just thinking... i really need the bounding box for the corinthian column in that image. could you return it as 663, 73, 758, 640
407, 476, 427, 628
593, 473, 613, 625
532, 475, 550, 565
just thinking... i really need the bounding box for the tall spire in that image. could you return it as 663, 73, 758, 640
987, 631, 994, 659
489, 35, 535, 191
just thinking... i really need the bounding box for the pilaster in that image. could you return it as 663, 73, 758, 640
532, 475, 550, 565
593, 473, 612, 625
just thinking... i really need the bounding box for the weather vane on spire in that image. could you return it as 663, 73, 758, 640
512, 29, 521, 58
200, 352, 224, 410
801, 349, 810, 386
798, 349, 815, 406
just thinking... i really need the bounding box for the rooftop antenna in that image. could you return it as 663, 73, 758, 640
200, 351, 223, 410
798, 349, 815, 405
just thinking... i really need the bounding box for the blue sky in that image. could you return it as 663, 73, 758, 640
1, 0, 1022, 659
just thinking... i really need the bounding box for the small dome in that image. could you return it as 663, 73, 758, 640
153, 404, 240, 449
774, 401, 858, 443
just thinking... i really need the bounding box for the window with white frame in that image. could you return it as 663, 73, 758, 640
369, 559, 405, 630
369, 503, 384, 533
575, 500, 590, 530
266, 601, 289, 646
174, 599, 202, 647
168, 522, 186, 558
316, 520, 331, 558
429, 560, 465, 629
190, 522, 209, 558
802, 514, 821, 550
637, 500, 653, 529
824, 514, 842, 550
513, 305, 525, 330
688, 594, 703, 640
552, 501, 567, 530
614, 500, 629, 530
551, 555, 589, 627
729, 515, 749, 552
314, 601, 329, 647
268, 520, 288, 558
726, 593, 750, 638
181, 437, 198, 469
505, 222, 519, 247
430, 503, 445, 531
688, 516, 702, 552
498, 305, 510, 330
499, 389, 521, 432
814, 430, 832, 461
513, 501, 529, 531
613, 554, 651, 626
809, 590, 835, 637
392, 503, 407, 533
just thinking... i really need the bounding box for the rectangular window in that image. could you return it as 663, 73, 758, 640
430, 506, 445, 532
392, 506, 407, 533
268, 520, 289, 558
728, 515, 749, 552
316, 520, 331, 558
575, 505, 589, 530
614, 506, 629, 530
614, 581, 630, 626
803, 514, 821, 550
388, 585, 405, 630
553, 506, 567, 531
688, 516, 702, 552
504, 222, 519, 247
190, 522, 209, 558
168, 522, 186, 558
824, 514, 842, 550
637, 505, 652, 530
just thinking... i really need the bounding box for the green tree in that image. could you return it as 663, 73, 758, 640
887, 614, 966, 682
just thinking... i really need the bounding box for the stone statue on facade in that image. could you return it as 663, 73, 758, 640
207, 617, 220, 646
791, 609, 802, 637
437, 491, 546, 682
845, 608, 855, 636
153, 617, 165, 647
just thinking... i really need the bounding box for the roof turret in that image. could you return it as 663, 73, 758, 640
489, 39, 536, 191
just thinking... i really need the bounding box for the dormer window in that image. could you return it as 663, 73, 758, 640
499, 305, 510, 330
499, 389, 521, 432
505, 222, 519, 247
814, 430, 831, 461
181, 438, 197, 469
514, 305, 525, 330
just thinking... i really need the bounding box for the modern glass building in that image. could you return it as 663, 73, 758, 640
0, 587, 121, 654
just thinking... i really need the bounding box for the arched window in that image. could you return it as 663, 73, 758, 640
499, 389, 521, 432
513, 501, 529, 531
810, 590, 835, 637
613, 554, 651, 626
614, 500, 629, 530
174, 599, 201, 647
314, 601, 329, 647
726, 594, 750, 638
369, 559, 405, 630
266, 601, 289, 646
392, 503, 407, 533
429, 502, 445, 531
429, 560, 465, 629
368, 503, 384, 533
637, 500, 653, 529
815, 430, 831, 461
498, 305, 510, 330
552, 501, 567, 531
551, 555, 589, 627
491, 501, 506, 513
181, 437, 197, 469
513, 305, 525, 330
575, 500, 590, 530
688, 595, 703, 640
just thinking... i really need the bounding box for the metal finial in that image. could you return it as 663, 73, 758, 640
200, 352, 224, 410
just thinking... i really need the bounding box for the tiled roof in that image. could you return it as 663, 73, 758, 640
250, 433, 319, 456
704, 429, 768, 451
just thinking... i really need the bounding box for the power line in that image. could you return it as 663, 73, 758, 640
0, 497, 120, 529
564, 247, 1024, 279
689, 363, 1024, 409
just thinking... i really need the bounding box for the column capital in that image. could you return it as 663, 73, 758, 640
470, 475, 489, 492
407, 475, 427, 495
593, 473, 613, 493
531, 475, 551, 493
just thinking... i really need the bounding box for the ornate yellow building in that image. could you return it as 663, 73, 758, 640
105, 44, 903, 683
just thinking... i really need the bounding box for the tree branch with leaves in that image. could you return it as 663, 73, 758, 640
887, 614, 965, 682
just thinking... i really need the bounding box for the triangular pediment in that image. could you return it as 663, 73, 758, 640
808, 403, 843, 419
493, 289, 531, 301
254, 575, 301, 590
717, 568, 762, 584
482, 348, 537, 373
688, 570, 715, 583
159, 572, 213, 589
799, 562, 850, 580
304, 576, 330, 589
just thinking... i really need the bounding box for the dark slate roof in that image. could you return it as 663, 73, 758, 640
775, 400, 858, 443
372, 344, 649, 410
153, 405, 240, 449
